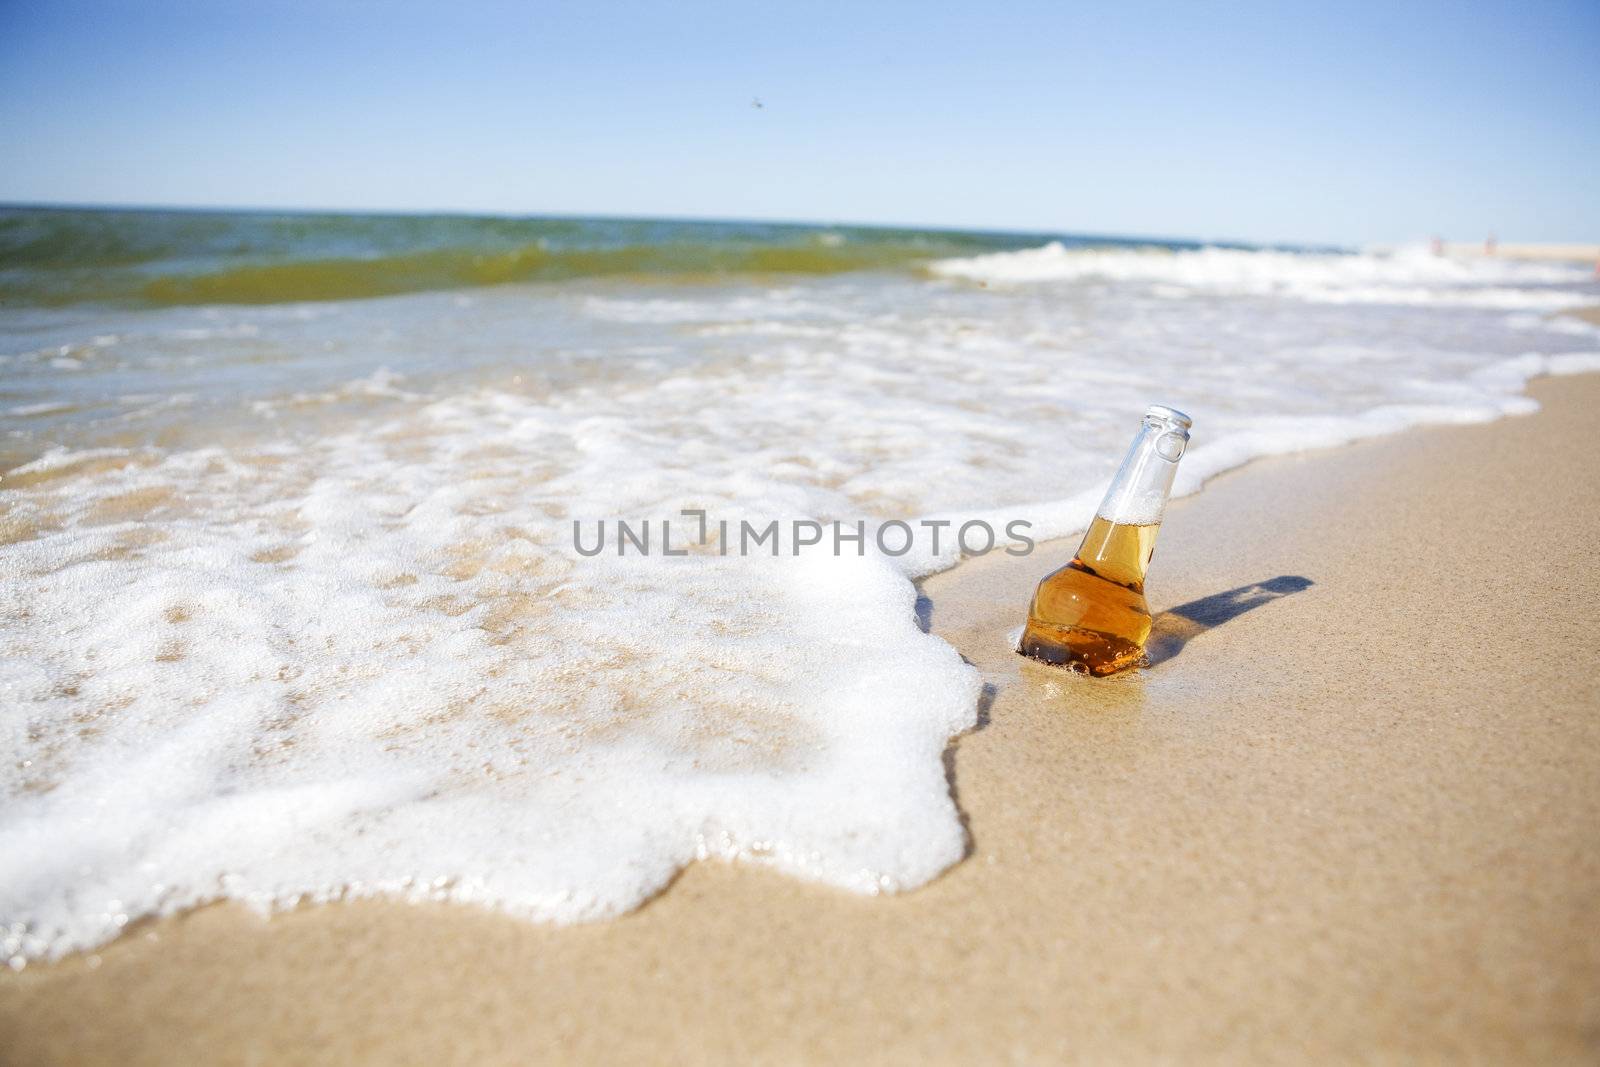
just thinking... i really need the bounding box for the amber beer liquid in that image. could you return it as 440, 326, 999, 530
1019, 405, 1192, 676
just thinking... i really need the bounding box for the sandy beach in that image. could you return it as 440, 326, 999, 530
4, 370, 1596, 1065
5, 0, 1596, 1058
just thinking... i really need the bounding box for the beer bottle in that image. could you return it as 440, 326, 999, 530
1019, 405, 1192, 675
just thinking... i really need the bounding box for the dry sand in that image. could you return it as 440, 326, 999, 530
4, 376, 1599, 1065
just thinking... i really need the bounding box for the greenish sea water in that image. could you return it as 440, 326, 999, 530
0, 205, 1206, 307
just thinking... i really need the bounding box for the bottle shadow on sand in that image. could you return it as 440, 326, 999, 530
933, 575, 1309, 856
1145, 575, 1314, 667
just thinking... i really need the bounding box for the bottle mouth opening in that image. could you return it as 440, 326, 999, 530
1144, 404, 1193, 431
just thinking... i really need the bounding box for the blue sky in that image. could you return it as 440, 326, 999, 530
1, 0, 1596, 246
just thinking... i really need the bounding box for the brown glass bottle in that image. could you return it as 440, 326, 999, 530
1019, 405, 1191, 675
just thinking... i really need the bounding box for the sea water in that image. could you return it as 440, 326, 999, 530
2, 208, 1597, 965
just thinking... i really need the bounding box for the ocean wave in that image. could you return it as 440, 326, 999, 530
0, 242, 932, 308
930, 242, 1595, 309
134, 242, 941, 306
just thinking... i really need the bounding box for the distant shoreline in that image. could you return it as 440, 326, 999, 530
1443, 242, 1600, 264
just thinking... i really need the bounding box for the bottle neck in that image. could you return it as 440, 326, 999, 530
1073, 411, 1189, 587
1090, 410, 1190, 528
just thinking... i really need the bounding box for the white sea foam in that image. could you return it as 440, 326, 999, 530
930, 243, 1594, 309
5, 401, 77, 418
581, 292, 847, 324
1, 250, 1597, 964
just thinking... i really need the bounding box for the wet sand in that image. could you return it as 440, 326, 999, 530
3, 376, 1599, 1065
